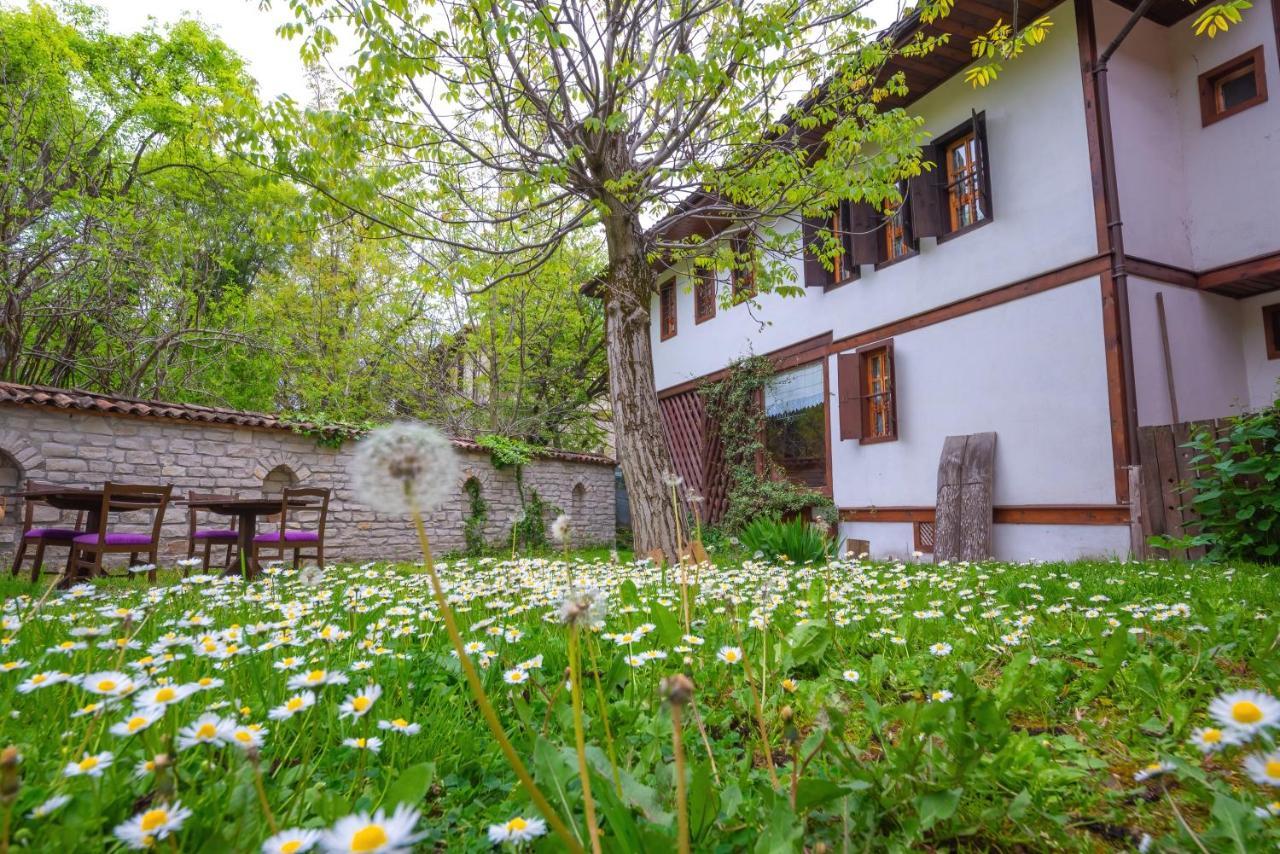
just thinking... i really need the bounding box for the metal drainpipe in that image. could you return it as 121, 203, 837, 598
1091, 0, 1153, 467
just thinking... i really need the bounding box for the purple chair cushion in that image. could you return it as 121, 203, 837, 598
193, 529, 238, 540
24, 528, 82, 540
253, 530, 320, 544
73, 532, 154, 547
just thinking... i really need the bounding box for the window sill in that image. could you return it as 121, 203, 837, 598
874, 249, 919, 271
694, 313, 715, 325
824, 274, 858, 292
935, 216, 991, 245
660, 330, 677, 341
858, 433, 899, 446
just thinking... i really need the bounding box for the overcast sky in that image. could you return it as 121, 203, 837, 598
89, 0, 906, 103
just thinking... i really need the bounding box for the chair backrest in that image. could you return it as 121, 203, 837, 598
187, 491, 236, 537
19, 480, 85, 533
88, 483, 173, 544
277, 487, 330, 540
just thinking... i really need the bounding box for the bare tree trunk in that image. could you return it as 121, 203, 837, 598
602, 212, 680, 559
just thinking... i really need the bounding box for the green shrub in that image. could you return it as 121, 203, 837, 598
738, 515, 833, 563
462, 477, 488, 556
1152, 403, 1280, 562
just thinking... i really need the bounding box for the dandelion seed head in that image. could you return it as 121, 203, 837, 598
350, 422, 460, 515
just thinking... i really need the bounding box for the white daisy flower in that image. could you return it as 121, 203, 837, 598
228, 724, 268, 751
377, 718, 421, 735
64, 751, 113, 777
1133, 761, 1176, 782
319, 803, 424, 853
1189, 726, 1245, 754
113, 801, 192, 849
487, 815, 548, 844
929, 689, 954, 702
929, 642, 952, 657
27, 794, 71, 819
503, 669, 529, 685
288, 669, 349, 690
1243, 752, 1280, 788
339, 684, 382, 719
263, 828, 322, 854
1209, 689, 1280, 734
17, 671, 69, 693
269, 691, 317, 721
342, 736, 383, 753
717, 646, 743, 665
109, 709, 163, 738
842, 669, 861, 683
176, 713, 233, 749
135, 683, 196, 710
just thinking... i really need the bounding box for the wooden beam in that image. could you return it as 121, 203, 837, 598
1125, 255, 1198, 288
1197, 249, 1280, 291
839, 505, 1131, 525
657, 332, 832, 399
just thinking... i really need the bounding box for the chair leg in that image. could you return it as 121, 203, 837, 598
61, 546, 76, 580
202, 541, 212, 573
316, 544, 324, 571
147, 548, 158, 584
10, 539, 27, 577
32, 542, 46, 578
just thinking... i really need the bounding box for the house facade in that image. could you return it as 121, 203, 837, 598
649, 0, 1280, 560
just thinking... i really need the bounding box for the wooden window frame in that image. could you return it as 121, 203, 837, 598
1263, 302, 1280, 359
659, 281, 677, 340
1199, 46, 1268, 127
875, 184, 918, 269
859, 342, 897, 444
827, 206, 860, 291
923, 113, 991, 244
694, 269, 717, 324
730, 234, 757, 302
837, 340, 899, 445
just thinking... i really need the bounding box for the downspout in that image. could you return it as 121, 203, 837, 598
1090, 0, 1153, 469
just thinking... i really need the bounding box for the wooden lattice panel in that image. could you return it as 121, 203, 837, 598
659, 390, 730, 526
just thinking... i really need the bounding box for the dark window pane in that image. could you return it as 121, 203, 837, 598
764, 403, 826, 488
1220, 69, 1258, 109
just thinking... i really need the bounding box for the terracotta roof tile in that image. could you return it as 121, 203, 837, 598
0, 381, 614, 466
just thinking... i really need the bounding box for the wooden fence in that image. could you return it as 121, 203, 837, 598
1135, 418, 1234, 560
658, 390, 730, 524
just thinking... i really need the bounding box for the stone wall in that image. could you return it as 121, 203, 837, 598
0, 405, 615, 566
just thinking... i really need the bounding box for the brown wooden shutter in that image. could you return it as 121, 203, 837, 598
909, 143, 944, 239
884, 339, 899, 440
801, 213, 832, 289
971, 110, 992, 220
837, 352, 862, 440
847, 201, 880, 266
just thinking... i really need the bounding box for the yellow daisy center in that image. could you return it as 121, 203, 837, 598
97, 679, 117, 692
280, 842, 303, 854
353, 696, 371, 712
506, 817, 528, 832
198, 677, 214, 687
140, 809, 169, 831
392, 718, 409, 728
154, 687, 176, 703
355, 738, 367, 747
1267, 760, 1280, 779
1232, 701, 1263, 724
350, 824, 389, 852
77, 756, 99, 771
1202, 728, 1222, 743
235, 731, 252, 743
286, 697, 304, 711
196, 723, 217, 740
307, 670, 325, 682
127, 717, 148, 732
32, 674, 46, 684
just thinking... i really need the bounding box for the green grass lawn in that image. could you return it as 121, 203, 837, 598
0, 555, 1277, 851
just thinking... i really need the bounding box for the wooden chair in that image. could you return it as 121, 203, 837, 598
186, 491, 238, 574
8, 481, 85, 582
251, 487, 329, 570
70, 483, 172, 583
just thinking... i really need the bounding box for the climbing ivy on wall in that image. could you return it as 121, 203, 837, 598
463, 477, 488, 556
701, 355, 836, 534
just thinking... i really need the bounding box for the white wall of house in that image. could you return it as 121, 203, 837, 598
838, 520, 1131, 562
650, 2, 1098, 391
1238, 291, 1280, 408
1101, 0, 1280, 271
827, 277, 1118, 508
1127, 277, 1250, 425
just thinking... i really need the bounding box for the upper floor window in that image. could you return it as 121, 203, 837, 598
730, 234, 757, 301
880, 182, 916, 265
909, 112, 991, 242
1199, 47, 1267, 127
659, 281, 677, 340
694, 269, 717, 324
801, 203, 858, 289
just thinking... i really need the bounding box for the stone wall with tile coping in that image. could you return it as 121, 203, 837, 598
0, 406, 615, 566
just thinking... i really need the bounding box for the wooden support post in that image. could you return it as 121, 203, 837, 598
1126, 465, 1147, 559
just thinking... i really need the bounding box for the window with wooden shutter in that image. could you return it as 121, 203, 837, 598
912, 112, 992, 242
694, 269, 716, 323
731, 234, 756, 301
860, 343, 896, 441
838, 341, 898, 444
878, 181, 916, 266
802, 213, 833, 289
659, 281, 677, 340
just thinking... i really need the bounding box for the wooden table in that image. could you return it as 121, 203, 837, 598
180, 496, 315, 579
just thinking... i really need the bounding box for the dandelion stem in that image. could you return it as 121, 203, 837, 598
689, 699, 720, 785
584, 635, 622, 796
671, 703, 690, 854
568, 627, 603, 854
408, 498, 583, 854
252, 760, 279, 834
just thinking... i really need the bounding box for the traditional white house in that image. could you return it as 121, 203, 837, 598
646, 0, 1280, 561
